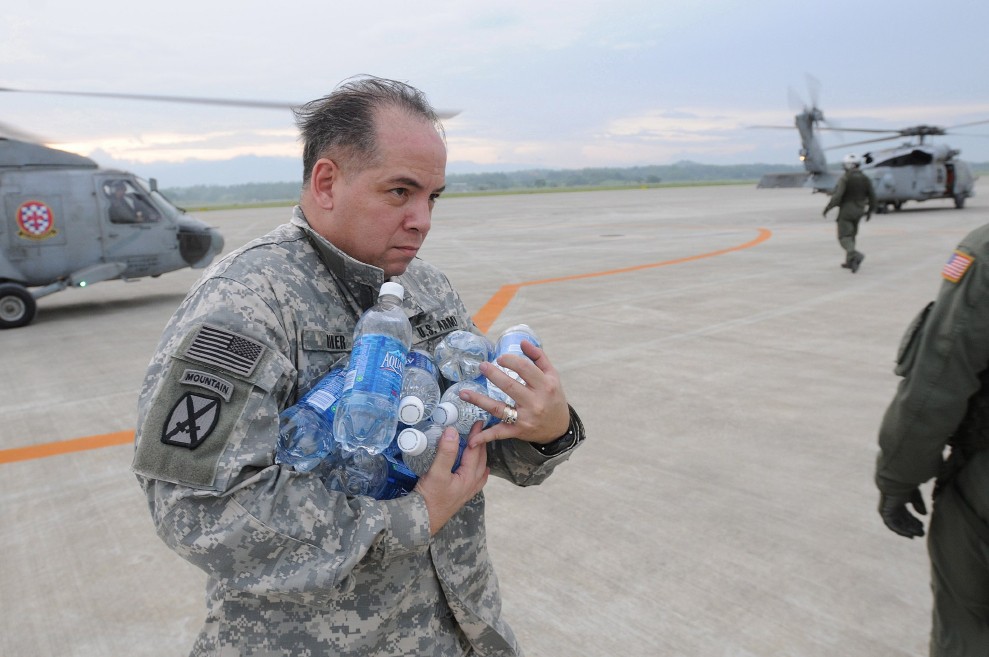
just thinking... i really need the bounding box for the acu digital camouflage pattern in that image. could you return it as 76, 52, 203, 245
876, 222, 989, 654
133, 207, 583, 656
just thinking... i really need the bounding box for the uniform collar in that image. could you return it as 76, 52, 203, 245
292, 206, 385, 310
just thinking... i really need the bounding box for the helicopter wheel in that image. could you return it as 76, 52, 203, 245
954, 195, 966, 209
0, 283, 38, 329
893, 201, 903, 211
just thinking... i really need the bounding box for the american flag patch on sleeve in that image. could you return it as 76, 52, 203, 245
942, 250, 975, 283
184, 324, 265, 377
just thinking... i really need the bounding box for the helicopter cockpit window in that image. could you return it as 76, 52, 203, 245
104, 180, 162, 224
874, 149, 934, 168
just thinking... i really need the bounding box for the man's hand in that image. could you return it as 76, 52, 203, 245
865, 213, 871, 222
461, 340, 570, 448
822, 208, 829, 218
879, 489, 927, 538
414, 425, 488, 536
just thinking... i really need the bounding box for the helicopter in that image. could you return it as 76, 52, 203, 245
755, 90, 989, 213
0, 136, 224, 329
0, 86, 458, 330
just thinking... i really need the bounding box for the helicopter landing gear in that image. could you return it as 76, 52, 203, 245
0, 283, 37, 329
892, 201, 903, 211
954, 194, 966, 209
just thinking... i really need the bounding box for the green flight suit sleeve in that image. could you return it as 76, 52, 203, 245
876, 225, 989, 495
824, 174, 847, 214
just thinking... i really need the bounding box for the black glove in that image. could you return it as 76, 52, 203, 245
822, 209, 829, 218
865, 213, 871, 222
879, 489, 927, 538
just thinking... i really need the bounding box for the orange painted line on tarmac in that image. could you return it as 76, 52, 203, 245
4, 228, 771, 463
0, 430, 134, 464
473, 227, 772, 332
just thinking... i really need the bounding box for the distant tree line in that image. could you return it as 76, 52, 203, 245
162, 160, 989, 207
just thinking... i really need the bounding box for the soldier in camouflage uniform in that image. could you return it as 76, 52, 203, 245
823, 154, 877, 273
132, 76, 585, 657
876, 222, 989, 655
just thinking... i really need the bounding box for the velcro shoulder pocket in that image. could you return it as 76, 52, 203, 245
894, 301, 934, 376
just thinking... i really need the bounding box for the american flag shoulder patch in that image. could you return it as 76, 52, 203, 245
184, 324, 265, 377
942, 250, 975, 283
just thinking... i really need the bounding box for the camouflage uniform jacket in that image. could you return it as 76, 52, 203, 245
823, 169, 877, 222
132, 207, 583, 656
877, 223, 989, 507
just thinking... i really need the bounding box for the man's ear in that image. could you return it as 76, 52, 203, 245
309, 158, 340, 210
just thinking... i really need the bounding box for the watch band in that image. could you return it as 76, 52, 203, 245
534, 405, 584, 456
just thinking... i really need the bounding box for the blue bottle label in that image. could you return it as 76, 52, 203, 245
405, 350, 437, 378
346, 334, 406, 400
301, 370, 345, 415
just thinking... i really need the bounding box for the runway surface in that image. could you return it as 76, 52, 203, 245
2, 183, 985, 656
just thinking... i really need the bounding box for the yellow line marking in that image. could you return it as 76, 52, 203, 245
1, 228, 771, 463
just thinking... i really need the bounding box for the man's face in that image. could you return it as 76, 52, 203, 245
322, 107, 447, 277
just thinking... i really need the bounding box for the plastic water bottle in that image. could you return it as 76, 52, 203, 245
337, 449, 418, 500
334, 282, 413, 454
275, 367, 347, 472
397, 423, 467, 475
487, 324, 542, 406
432, 379, 491, 437
434, 330, 495, 383
398, 349, 440, 426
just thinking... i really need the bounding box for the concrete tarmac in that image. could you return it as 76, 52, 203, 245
2, 183, 985, 656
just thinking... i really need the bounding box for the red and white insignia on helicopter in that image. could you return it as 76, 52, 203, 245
16, 200, 59, 240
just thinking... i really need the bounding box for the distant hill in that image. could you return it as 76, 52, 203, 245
162, 160, 989, 207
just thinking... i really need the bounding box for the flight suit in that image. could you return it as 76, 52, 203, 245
823, 168, 877, 270
876, 222, 989, 656
132, 207, 585, 657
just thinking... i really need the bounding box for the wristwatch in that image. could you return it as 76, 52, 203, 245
533, 405, 585, 456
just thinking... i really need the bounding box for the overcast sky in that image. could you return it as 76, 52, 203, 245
3, 0, 989, 186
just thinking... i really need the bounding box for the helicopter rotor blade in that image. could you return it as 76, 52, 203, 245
944, 118, 989, 131
787, 86, 806, 113
0, 87, 461, 119
0, 119, 47, 143
823, 134, 906, 150
815, 126, 900, 134
805, 73, 821, 111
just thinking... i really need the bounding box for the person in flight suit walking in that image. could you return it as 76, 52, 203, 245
823, 153, 877, 273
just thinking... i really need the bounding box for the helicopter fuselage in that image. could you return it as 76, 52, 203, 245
0, 139, 224, 327
0, 167, 222, 286
861, 143, 975, 208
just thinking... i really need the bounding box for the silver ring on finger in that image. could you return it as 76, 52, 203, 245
502, 405, 518, 425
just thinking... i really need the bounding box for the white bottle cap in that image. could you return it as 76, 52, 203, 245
380, 281, 404, 299
398, 396, 426, 425
432, 401, 459, 427
397, 428, 427, 456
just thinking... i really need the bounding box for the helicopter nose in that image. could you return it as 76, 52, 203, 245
178, 225, 224, 268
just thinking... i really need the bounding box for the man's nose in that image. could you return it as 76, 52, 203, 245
407, 199, 432, 233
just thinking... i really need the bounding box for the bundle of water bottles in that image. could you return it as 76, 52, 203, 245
275, 281, 542, 500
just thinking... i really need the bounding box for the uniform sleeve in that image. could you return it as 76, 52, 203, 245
876, 239, 989, 495
133, 276, 430, 606
824, 176, 846, 214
